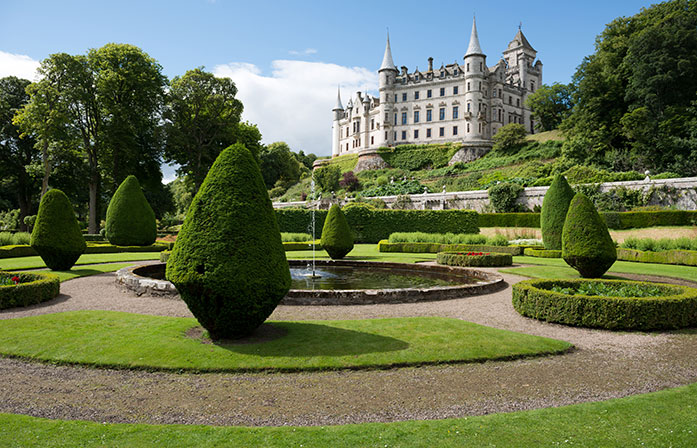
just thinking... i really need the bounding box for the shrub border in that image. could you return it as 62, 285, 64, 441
437, 251, 513, 267
0, 242, 171, 259
512, 278, 697, 330
617, 248, 697, 267
523, 248, 562, 258
0, 271, 60, 310
378, 240, 535, 256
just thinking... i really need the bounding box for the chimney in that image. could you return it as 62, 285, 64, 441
428, 57, 434, 72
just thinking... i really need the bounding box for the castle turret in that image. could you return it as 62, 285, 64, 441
332, 86, 343, 156
464, 16, 487, 140
503, 27, 541, 133
378, 33, 398, 147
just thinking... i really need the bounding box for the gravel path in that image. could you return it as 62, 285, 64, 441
0, 263, 696, 427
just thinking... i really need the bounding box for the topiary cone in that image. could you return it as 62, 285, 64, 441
541, 174, 575, 250
562, 193, 617, 278
320, 204, 354, 259
165, 143, 290, 340
30, 189, 86, 270
105, 175, 157, 246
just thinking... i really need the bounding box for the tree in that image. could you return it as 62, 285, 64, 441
0, 77, 40, 231
492, 123, 527, 152
540, 175, 575, 250
294, 150, 317, 171
258, 141, 301, 189
526, 83, 574, 132
314, 164, 341, 193
163, 68, 244, 192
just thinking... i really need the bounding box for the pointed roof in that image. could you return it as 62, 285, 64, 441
333, 86, 343, 110
379, 33, 397, 71
465, 16, 484, 57
506, 28, 536, 53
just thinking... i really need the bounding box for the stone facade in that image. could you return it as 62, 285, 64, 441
332, 18, 542, 159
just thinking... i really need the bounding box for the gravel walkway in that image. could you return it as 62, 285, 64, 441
0, 263, 696, 426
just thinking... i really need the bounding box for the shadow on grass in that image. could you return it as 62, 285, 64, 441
217, 322, 409, 357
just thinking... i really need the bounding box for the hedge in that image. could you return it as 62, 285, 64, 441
512, 278, 697, 330
159, 250, 171, 262
617, 248, 697, 267
276, 207, 479, 243
377, 240, 533, 255
477, 210, 697, 229
0, 271, 60, 310
478, 213, 540, 228
283, 241, 318, 251
523, 248, 562, 258
0, 242, 171, 259
0, 245, 38, 258
437, 251, 513, 267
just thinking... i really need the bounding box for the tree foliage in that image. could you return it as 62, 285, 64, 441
320, 204, 354, 259
258, 141, 301, 189
314, 164, 341, 193
492, 123, 527, 152
526, 83, 574, 132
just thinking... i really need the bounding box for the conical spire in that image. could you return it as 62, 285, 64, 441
465, 16, 484, 57
379, 32, 397, 71
333, 86, 343, 110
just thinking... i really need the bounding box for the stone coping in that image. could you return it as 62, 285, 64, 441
116, 260, 504, 305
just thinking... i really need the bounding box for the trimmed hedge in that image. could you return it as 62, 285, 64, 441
276, 206, 479, 243
478, 213, 540, 228
523, 248, 562, 258
31, 189, 86, 270
437, 251, 513, 267
512, 278, 697, 330
159, 250, 171, 262
0, 271, 60, 309
0, 242, 170, 259
617, 248, 697, 267
540, 175, 575, 250
477, 210, 697, 230
105, 175, 157, 246
377, 240, 532, 255
0, 245, 37, 259
320, 204, 354, 259
283, 241, 317, 251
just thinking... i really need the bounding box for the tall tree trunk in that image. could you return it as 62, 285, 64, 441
41, 139, 50, 197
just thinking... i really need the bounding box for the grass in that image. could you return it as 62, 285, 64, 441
42, 263, 136, 282
525, 129, 564, 142
1, 381, 696, 447
505, 256, 697, 282
0, 311, 571, 372
0, 252, 160, 271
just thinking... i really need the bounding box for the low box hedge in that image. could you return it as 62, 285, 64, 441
512, 278, 697, 330
523, 248, 562, 258
617, 248, 697, 267
0, 271, 60, 309
478, 213, 541, 228
437, 251, 513, 267
159, 250, 171, 262
0, 245, 38, 259
378, 241, 532, 256
477, 210, 697, 230
283, 241, 319, 251
0, 242, 171, 259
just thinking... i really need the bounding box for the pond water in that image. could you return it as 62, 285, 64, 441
290, 266, 473, 290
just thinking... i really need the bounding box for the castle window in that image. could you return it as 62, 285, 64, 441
467, 102, 471, 112
453, 126, 458, 136
516, 98, 520, 107
427, 110, 432, 121
479, 123, 482, 133
439, 127, 445, 137
415, 91, 420, 100
385, 113, 388, 121
467, 82, 470, 91
493, 89, 497, 98
440, 87, 445, 97
402, 93, 407, 102
478, 103, 482, 112
415, 74, 419, 81
466, 63, 470, 72
498, 109, 502, 121
395, 94, 398, 102
427, 128, 432, 138
530, 81, 535, 91
371, 119, 374, 130
414, 129, 419, 139
479, 62, 482, 71
499, 89, 502, 97
371, 136, 374, 145
414, 111, 420, 123
440, 70, 445, 78
427, 89, 432, 98
467, 123, 470, 133
453, 86, 459, 95
439, 108, 445, 120
453, 106, 459, 119
401, 112, 407, 125
509, 96, 512, 105
478, 82, 481, 91
385, 131, 388, 140
394, 114, 397, 125
394, 131, 397, 140
402, 130, 407, 140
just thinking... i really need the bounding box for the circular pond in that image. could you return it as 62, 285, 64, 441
116, 260, 504, 305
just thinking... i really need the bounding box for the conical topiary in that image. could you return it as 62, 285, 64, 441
30, 189, 86, 270
105, 175, 157, 246
165, 143, 290, 339
562, 193, 617, 278
541, 174, 575, 250
320, 204, 354, 259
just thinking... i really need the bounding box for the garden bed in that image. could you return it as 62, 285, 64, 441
512, 278, 697, 330
0, 271, 60, 309
437, 251, 513, 267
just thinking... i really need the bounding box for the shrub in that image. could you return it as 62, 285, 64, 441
488, 182, 524, 213
359, 179, 426, 197
377, 142, 460, 170
617, 248, 697, 267
105, 175, 157, 246
166, 143, 290, 339
281, 232, 313, 242
314, 164, 341, 192
561, 194, 617, 278
30, 189, 86, 270
523, 248, 562, 258
339, 171, 360, 192
320, 204, 354, 259
437, 251, 513, 267
0, 232, 30, 246
0, 271, 60, 309
540, 174, 575, 250
159, 250, 171, 262
387, 232, 507, 246
378, 241, 530, 255
492, 123, 527, 152
512, 278, 697, 330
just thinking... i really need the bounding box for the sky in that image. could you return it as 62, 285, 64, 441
2, 0, 656, 182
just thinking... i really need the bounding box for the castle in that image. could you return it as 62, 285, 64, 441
331, 18, 542, 162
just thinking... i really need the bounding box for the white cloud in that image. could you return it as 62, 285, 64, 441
213, 59, 377, 156
289, 48, 318, 56
0, 50, 40, 81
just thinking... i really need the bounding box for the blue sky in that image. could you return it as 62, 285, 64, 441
2, 0, 656, 178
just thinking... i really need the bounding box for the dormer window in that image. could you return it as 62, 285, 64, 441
415, 74, 419, 81
440, 70, 445, 78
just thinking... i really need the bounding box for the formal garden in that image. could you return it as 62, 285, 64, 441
0, 142, 695, 447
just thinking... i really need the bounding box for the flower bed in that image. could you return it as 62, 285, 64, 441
0, 271, 60, 309
523, 248, 562, 258
512, 278, 697, 330
437, 251, 513, 267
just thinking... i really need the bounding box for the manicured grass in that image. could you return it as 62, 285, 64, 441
507, 256, 697, 282
0, 252, 160, 271
1, 380, 696, 447
0, 311, 571, 372
286, 243, 437, 264
44, 263, 136, 282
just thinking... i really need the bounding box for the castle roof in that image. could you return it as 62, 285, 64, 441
379, 33, 397, 71
506, 29, 536, 53
333, 86, 343, 110
465, 16, 484, 57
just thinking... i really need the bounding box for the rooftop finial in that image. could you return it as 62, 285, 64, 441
379, 30, 397, 71
465, 15, 484, 57
519, 21, 522, 30
333, 85, 343, 110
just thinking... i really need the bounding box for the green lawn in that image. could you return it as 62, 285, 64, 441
0, 252, 160, 271
37, 262, 136, 282
507, 256, 697, 282
0, 311, 570, 372
1, 380, 696, 447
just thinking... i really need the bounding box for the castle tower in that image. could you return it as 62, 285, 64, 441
463, 16, 487, 140
331, 86, 343, 156
378, 33, 398, 147
503, 27, 541, 133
